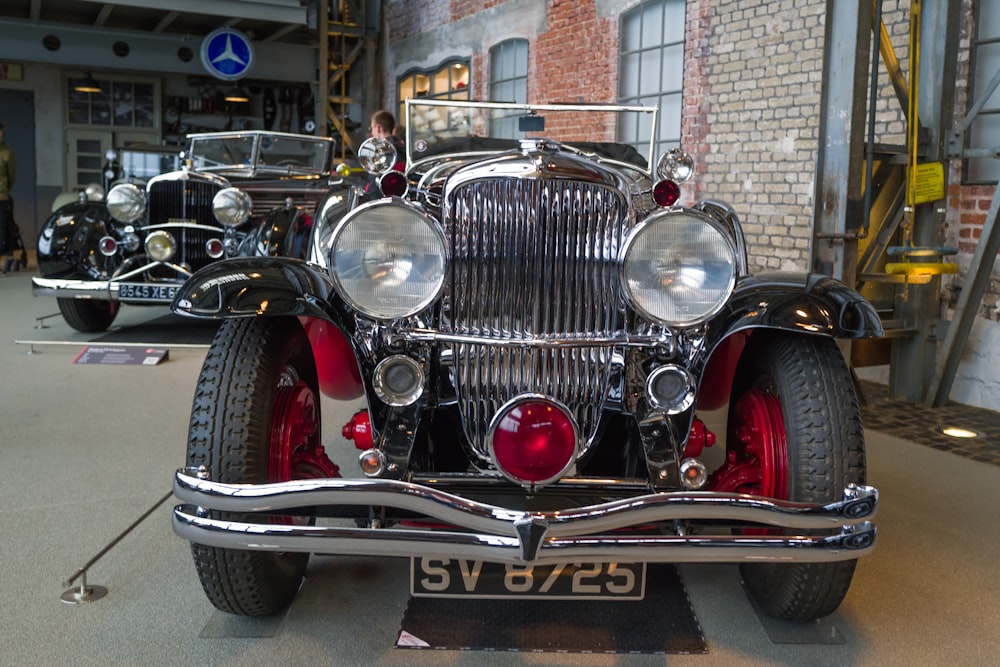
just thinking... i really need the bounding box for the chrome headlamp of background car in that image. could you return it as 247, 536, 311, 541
212, 187, 252, 228
145, 230, 177, 262
357, 137, 397, 175
621, 208, 737, 327
84, 183, 106, 202
106, 183, 145, 223
329, 199, 447, 320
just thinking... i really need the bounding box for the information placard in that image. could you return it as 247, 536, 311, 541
73, 346, 169, 366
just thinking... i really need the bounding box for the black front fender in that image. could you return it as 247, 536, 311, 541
689, 272, 881, 411
171, 256, 348, 325
36, 202, 113, 278
715, 272, 883, 340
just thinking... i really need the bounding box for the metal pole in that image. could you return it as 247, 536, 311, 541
60, 490, 172, 604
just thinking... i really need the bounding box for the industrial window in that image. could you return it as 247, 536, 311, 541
489, 39, 528, 138
617, 0, 685, 160
969, 3, 1000, 183
398, 59, 471, 124
66, 74, 157, 128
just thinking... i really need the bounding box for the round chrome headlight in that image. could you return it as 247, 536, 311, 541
212, 187, 251, 228
329, 200, 446, 320
621, 209, 737, 327
84, 183, 106, 202
106, 183, 145, 223
357, 137, 397, 175
656, 148, 695, 183
145, 230, 176, 262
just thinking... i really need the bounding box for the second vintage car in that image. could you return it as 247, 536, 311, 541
170, 99, 882, 623
32, 130, 336, 332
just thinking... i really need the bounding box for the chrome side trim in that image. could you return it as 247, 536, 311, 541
173, 469, 877, 564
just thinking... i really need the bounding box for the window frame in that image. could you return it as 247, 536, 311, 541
488, 38, 529, 138
398, 58, 472, 122
616, 0, 685, 161
65, 72, 160, 130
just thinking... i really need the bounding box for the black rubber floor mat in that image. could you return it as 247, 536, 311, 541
396, 564, 706, 654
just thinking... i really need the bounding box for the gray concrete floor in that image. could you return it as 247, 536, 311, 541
2, 263, 999, 666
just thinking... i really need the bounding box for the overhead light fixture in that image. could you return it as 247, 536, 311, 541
941, 426, 980, 439
224, 86, 250, 103
74, 71, 102, 94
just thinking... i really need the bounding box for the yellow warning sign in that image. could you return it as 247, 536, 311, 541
913, 162, 945, 204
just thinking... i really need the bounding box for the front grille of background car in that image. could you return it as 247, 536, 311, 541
146, 179, 223, 277
445, 177, 628, 459
148, 179, 221, 226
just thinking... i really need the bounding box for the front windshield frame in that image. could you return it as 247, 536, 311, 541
117, 148, 183, 180
187, 131, 333, 176
403, 99, 658, 174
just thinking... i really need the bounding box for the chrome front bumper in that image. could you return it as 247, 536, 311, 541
32, 276, 180, 302
33, 276, 116, 299
173, 468, 877, 565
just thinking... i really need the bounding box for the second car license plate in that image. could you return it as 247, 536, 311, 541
410, 558, 646, 600
117, 283, 180, 301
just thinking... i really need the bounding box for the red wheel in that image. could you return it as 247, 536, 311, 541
269, 380, 340, 482
709, 388, 787, 499
711, 332, 867, 621
186, 316, 339, 616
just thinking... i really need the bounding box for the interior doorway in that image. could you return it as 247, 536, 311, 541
0, 89, 37, 249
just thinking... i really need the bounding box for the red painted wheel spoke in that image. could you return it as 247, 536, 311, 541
269, 380, 339, 483
708, 388, 787, 500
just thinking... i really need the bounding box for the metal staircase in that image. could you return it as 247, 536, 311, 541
814, 0, 1000, 406
316, 0, 377, 160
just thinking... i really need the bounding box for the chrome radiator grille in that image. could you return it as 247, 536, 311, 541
445, 177, 629, 457
146, 180, 223, 275
148, 179, 220, 227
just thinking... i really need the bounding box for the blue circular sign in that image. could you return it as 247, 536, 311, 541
201, 28, 254, 81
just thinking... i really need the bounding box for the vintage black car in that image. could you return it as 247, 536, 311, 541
32, 131, 335, 332
170, 100, 881, 622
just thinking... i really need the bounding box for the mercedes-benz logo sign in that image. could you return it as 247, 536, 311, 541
201, 28, 254, 81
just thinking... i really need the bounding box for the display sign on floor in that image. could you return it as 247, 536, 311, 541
73, 346, 169, 366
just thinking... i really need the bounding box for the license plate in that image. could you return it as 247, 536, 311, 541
117, 283, 180, 301
410, 558, 646, 600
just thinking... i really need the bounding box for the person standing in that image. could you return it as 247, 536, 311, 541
0, 121, 15, 255
360, 110, 406, 202
369, 109, 406, 171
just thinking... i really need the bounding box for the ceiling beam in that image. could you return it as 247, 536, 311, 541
0, 18, 316, 82
153, 11, 179, 32
94, 4, 114, 27
75, 0, 307, 24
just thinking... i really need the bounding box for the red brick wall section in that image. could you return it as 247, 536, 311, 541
681, 0, 716, 205
451, 0, 507, 22
531, 1, 617, 115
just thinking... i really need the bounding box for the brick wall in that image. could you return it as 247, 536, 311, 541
687, 1, 826, 272
380, 0, 999, 318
